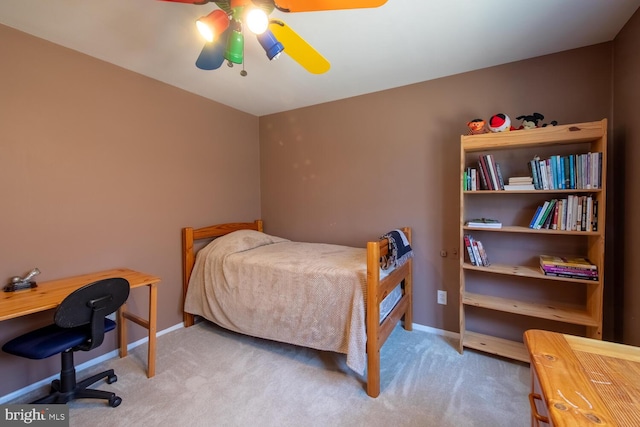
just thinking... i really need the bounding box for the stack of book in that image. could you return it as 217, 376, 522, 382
504, 176, 535, 191
529, 196, 598, 231
539, 255, 598, 281
464, 234, 490, 266
476, 154, 505, 190
528, 152, 602, 190
465, 218, 502, 229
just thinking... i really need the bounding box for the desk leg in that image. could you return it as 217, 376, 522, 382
118, 304, 128, 358
147, 283, 157, 378
117, 283, 158, 378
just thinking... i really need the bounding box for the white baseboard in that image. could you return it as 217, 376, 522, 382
0, 322, 184, 404
410, 322, 460, 340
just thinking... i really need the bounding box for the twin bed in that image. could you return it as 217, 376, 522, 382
181, 220, 413, 397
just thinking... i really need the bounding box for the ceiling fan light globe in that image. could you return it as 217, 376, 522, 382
196, 9, 230, 42
246, 8, 269, 34
224, 30, 244, 64
196, 20, 214, 42
257, 30, 284, 60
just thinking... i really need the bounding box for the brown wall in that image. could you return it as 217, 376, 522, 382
0, 25, 261, 395
3, 8, 639, 397
260, 43, 613, 334
613, 9, 640, 345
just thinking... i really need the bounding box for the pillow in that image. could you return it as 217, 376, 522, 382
206, 229, 289, 254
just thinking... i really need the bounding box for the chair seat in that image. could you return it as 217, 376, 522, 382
2, 318, 116, 360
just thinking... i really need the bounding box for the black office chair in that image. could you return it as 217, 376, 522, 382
2, 277, 130, 407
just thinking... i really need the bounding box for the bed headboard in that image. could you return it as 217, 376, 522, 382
182, 220, 263, 326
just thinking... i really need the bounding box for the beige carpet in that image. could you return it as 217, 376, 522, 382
15, 322, 531, 426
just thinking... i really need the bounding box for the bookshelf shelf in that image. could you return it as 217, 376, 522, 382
459, 119, 607, 361
462, 225, 600, 236
463, 292, 598, 326
464, 188, 603, 194
462, 262, 600, 284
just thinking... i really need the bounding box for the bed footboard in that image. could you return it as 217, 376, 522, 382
365, 227, 413, 398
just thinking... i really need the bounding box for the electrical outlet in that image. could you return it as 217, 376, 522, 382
437, 290, 447, 305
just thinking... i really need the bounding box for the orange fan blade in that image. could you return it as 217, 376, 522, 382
273, 0, 387, 12
269, 20, 330, 74
157, 0, 214, 4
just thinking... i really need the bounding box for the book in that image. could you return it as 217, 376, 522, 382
466, 218, 502, 228
504, 184, 535, 191
532, 201, 550, 228
549, 155, 556, 189
463, 234, 477, 265
540, 264, 599, 276
550, 158, 556, 189
476, 160, 489, 190
556, 155, 565, 189
529, 206, 543, 228
551, 201, 559, 230
470, 236, 483, 266
566, 195, 574, 231
479, 155, 493, 190
475, 240, 490, 266
539, 255, 597, 270
595, 152, 602, 188
486, 154, 500, 190
569, 154, 576, 189
540, 268, 599, 281
495, 163, 505, 190
585, 196, 593, 232
470, 168, 477, 191
558, 199, 566, 231
508, 176, 533, 184
539, 160, 549, 189
535, 199, 556, 229
529, 158, 541, 189
563, 156, 571, 189
541, 199, 557, 229
571, 195, 579, 230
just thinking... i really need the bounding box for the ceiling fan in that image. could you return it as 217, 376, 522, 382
159, 0, 388, 75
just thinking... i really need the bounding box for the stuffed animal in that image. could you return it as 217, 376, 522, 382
488, 114, 512, 132
516, 113, 558, 128
467, 118, 489, 135
516, 113, 545, 129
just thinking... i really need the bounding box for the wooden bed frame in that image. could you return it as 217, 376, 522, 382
181, 220, 413, 398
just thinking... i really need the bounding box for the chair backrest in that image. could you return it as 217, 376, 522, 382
54, 277, 130, 351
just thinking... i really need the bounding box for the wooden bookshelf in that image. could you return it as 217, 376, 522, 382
459, 119, 607, 361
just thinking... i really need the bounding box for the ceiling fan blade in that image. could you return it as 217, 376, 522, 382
269, 20, 330, 74
273, 0, 387, 12
195, 38, 226, 70
157, 0, 214, 4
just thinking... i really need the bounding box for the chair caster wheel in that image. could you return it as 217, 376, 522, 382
109, 396, 122, 407
107, 374, 117, 384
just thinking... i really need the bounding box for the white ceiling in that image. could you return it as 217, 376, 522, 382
1, 1, 638, 116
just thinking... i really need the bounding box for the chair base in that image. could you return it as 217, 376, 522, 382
32, 368, 122, 408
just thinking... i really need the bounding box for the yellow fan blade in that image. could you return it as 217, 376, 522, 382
274, 0, 388, 12
269, 20, 330, 74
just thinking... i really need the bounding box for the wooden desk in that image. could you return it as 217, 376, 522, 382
524, 329, 640, 426
0, 268, 160, 378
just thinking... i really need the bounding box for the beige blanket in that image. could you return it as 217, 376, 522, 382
184, 230, 368, 374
